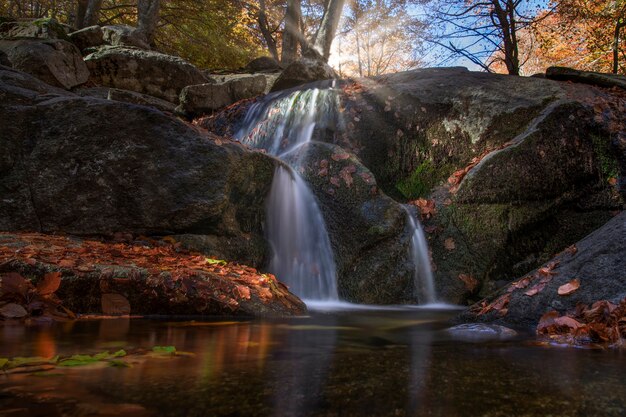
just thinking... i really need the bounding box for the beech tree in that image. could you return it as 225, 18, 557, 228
137, 0, 160, 44
335, 0, 423, 77
77, 0, 103, 28
312, 0, 346, 60
424, 0, 550, 75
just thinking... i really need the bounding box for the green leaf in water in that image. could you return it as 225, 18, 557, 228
205, 258, 227, 266
152, 346, 176, 355
109, 359, 132, 368
0, 358, 8, 369
7, 356, 57, 369
58, 357, 99, 367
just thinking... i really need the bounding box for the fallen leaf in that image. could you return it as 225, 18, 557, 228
444, 238, 456, 251
37, 272, 61, 296
331, 153, 350, 161
458, 274, 478, 292
101, 293, 131, 315
0, 272, 30, 297
558, 279, 580, 296
0, 303, 28, 318
234, 285, 251, 300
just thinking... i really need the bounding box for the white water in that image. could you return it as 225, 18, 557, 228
265, 166, 338, 300
235, 83, 437, 305
235, 85, 341, 301
405, 209, 437, 304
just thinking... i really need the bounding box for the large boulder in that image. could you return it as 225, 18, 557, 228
270, 57, 337, 92
246, 56, 281, 72
205, 72, 279, 94
282, 142, 417, 303
546, 66, 626, 90
0, 39, 88, 89
84, 46, 208, 103
75, 86, 176, 113
178, 75, 267, 117
101, 25, 150, 50
68, 25, 104, 52
0, 18, 69, 40
459, 211, 626, 328
0, 66, 277, 268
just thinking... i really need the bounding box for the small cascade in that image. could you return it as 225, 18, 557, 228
235, 84, 341, 301
405, 209, 436, 304
265, 166, 338, 300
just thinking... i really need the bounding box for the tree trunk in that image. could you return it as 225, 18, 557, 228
492, 0, 520, 75
281, 0, 302, 64
137, 0, 161, 45
74, 0, 88, 29
258, 0, 279, 61
313, 0, 346, 61
355, 31, 363, 77
83, 0, 103, 27
613, 19, 625, 74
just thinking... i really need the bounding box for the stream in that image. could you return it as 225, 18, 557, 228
1, 307, 625, 417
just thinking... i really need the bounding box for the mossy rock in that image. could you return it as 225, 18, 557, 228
0, 18, 69, 40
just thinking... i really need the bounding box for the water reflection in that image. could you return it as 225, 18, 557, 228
0, 310, 625, 417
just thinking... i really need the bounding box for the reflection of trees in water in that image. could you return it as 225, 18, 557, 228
271, 317, 338, 417
406, 327, 434, 416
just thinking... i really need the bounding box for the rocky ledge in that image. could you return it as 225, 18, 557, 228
0, 233, 306, 320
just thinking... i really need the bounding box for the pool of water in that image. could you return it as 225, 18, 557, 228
1, 305, 624, 417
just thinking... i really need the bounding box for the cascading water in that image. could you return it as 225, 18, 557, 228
405, 209, 437, 304
235, 82, 437, 305
235, 84, 341, 301
265, 166, 338, 300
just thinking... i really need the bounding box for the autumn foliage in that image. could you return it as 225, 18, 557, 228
0, 232, 305, 321
537, 299, 626, 347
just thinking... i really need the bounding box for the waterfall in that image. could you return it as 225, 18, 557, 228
265, 166, 338, 300
235, 82, 437, 305
235, 84, 341, 301
405, 209, 436, 304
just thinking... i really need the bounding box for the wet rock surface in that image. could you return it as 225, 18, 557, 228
84, 46, 208, 103
460, 211, 626, 328
0, 66, 276, 269
0, 38, 88, 88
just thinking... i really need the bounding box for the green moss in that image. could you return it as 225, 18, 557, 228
591, 133, 619, 179
395, 160, 453, 200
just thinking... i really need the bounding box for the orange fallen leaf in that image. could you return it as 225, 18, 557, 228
444, 238, 456, 251
37, 272, 61, 296
558, 278, 580, 296
0, 272, 30, 297
458, 274, 478, 292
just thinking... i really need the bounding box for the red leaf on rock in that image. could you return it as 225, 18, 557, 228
444, 238, 456, 251
234, 285, 251, 300
0, 272, 30, 297
558, 279, 580, 296
37, 272, 61, 296
458, 274, 478, 292
101, 293, 131, 315
524, 282, 546, 297
408, 198, 436, 219
331, 153, 350, 161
